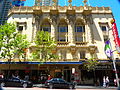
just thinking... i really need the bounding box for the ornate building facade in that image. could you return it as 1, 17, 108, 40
4, 1, 120, 85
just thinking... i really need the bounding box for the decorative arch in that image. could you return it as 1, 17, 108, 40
75, 18, 85, 25
74, 19, 85, 42
40, 19, 51, 32
57, 19, 68, 42
75, 19, 85, 26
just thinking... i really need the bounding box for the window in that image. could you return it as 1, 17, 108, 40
75, 26, 85, 32
18, 26, 23, 31
75, 37, 83, 42
42, 27, 51, 32
58, 27, 67, 32
58, 37, 66, 41
101, 26, 107, 31
17, 22, 26, 31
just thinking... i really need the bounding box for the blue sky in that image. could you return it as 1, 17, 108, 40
24, 0, 120, 36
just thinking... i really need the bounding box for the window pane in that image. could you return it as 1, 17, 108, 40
58, 37, 66, 41
76, 26, 82, 32
59, 27, 67, 32
101, 26, 107, 31
43, 27, 51, 32
75, 26, 85, 32
18, 26, 23, 31
75, 37, 83, 41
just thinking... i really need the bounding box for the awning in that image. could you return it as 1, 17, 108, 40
0, 61, 83, 64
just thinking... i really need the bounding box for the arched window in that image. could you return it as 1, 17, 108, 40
41, 19, 51, 32
58, 19, 68, 42
75, 20, 85, 42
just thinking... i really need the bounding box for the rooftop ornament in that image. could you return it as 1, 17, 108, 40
83, 0, 88, 6
68, 0, 72, 7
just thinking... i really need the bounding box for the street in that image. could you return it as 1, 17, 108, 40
1, 87, 117, 90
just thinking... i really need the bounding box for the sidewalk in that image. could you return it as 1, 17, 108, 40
76, 85, 117, 89
33, 84, 118, 89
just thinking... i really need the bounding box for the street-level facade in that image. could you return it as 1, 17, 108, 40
3, 3, 120, 85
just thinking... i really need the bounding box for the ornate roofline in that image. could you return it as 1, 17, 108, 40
8, 6, 112, 16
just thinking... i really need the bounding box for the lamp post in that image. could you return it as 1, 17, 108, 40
112, 54, 119, 86
107, 29, 119, 87
107, 19, 120, 86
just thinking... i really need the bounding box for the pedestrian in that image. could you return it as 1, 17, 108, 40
48, 75, 52, 80
24, 75, 29, 81
0, 73, 4, 78
106, 76, 109, 87
103, 76, 106, 88
114, 78, 117, 87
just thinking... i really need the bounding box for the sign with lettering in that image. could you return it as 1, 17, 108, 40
95, 65, 112, 70
111, 19, 120, 53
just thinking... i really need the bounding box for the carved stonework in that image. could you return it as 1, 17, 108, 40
67, 15, 75, 24
70, 46, 76, 54
51, 15, 58, 23
84, 14, 93, 24
88, 45, 97, 54
35, 15, 42, 30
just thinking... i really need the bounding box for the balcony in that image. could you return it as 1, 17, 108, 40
75, 41, 88, 46
57, 41, 69, 47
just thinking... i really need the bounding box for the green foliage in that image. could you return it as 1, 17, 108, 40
0, 23, 16, 59
13, 33, 30, 59
32, 31, 58, 62
84, 58, 99, 71
0, 23, 29, 61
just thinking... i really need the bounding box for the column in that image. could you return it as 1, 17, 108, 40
51, 21, 56, 40
68, 21, 74, 45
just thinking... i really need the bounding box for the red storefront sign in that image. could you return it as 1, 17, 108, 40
111, 19, 120, 52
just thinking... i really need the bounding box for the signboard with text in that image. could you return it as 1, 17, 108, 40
111, 19, 120, 53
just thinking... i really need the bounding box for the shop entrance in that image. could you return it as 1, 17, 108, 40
64, 69, 71, 82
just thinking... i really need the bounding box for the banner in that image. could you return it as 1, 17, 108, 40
104, 40, 112, 58
111, 19, 120, 53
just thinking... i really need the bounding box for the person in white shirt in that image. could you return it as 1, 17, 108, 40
106, 76, 109, 87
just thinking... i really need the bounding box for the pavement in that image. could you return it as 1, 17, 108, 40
33, 84, 118, 89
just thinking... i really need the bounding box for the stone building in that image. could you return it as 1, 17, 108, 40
4, 0, 120, 85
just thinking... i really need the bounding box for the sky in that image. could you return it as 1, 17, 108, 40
24, 0, 120, 36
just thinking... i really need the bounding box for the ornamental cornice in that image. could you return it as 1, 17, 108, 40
8, 6, 112, 17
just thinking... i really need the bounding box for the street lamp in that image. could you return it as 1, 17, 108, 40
106, 19, 120, 86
